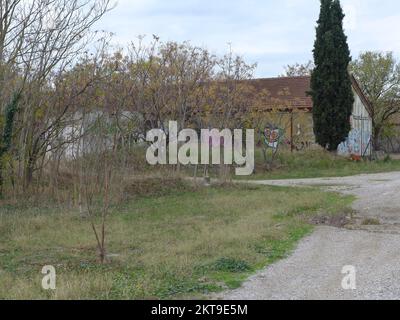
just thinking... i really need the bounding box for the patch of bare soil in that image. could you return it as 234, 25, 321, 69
310, 214, 351, 228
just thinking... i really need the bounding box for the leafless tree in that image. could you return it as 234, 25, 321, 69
0, 0, 114, 188
281, 61, 314, 77
351, 51, 400, 149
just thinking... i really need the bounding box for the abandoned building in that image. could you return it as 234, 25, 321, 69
248, 75, 373, 157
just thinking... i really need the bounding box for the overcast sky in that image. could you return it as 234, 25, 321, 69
97, 0, 400, 78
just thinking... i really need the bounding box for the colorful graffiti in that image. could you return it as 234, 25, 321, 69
338, 128, 372, 157
262, 127, 284, 150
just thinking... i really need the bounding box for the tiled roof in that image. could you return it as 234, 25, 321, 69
248, 76, 313, 110
247, 75, 372, 118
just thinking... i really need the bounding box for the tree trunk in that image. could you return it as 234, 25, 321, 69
24, 155, 36, 190
373, 126, 382, 151
0, 163, 4, 198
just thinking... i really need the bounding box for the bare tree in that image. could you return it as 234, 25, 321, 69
194, 47, 257, 178
350, 51, 400, 149
82, 114, 118, 264
281, 61, 314, 77
3, 0, 115, 188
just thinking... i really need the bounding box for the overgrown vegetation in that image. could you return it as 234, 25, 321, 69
244, 148, 400, 180
1, 0, 400, 302
0, 92, 21, 196
0, 181, 353, 300
350, 51, 400, 149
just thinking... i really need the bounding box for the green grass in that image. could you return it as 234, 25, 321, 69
0, 182, 353, 300
242, 149, 400, 180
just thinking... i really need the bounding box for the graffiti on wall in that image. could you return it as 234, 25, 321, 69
262, 126, 284, 150
338, 128, 372, 157
338, 129, 361, 156
260, 124, 315, 151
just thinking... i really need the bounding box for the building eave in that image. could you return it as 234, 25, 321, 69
350, 74, 374, 118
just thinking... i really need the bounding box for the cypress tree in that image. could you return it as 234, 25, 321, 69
310, 0, 354, 151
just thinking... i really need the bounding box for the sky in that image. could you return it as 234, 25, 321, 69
97, 0, 400, 78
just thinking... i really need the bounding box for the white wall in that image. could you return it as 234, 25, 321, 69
338, 88, 373, 157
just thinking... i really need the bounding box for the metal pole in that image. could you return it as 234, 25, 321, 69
290, 110, 294, 153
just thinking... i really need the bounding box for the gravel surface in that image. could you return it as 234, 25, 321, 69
219, 171, 400, 300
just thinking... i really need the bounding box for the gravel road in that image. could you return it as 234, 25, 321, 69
220, 171, 400, 300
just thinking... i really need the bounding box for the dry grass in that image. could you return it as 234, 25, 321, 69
0, 181, 353, 300
361, 218, 381, 226
243, 148, 400, 180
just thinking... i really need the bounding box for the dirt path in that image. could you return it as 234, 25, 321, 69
219, 172, 400, 300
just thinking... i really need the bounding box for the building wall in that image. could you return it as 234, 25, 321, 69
260, 89, 373, 156
338, 88, 373, 157
257, 111, 315, 150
